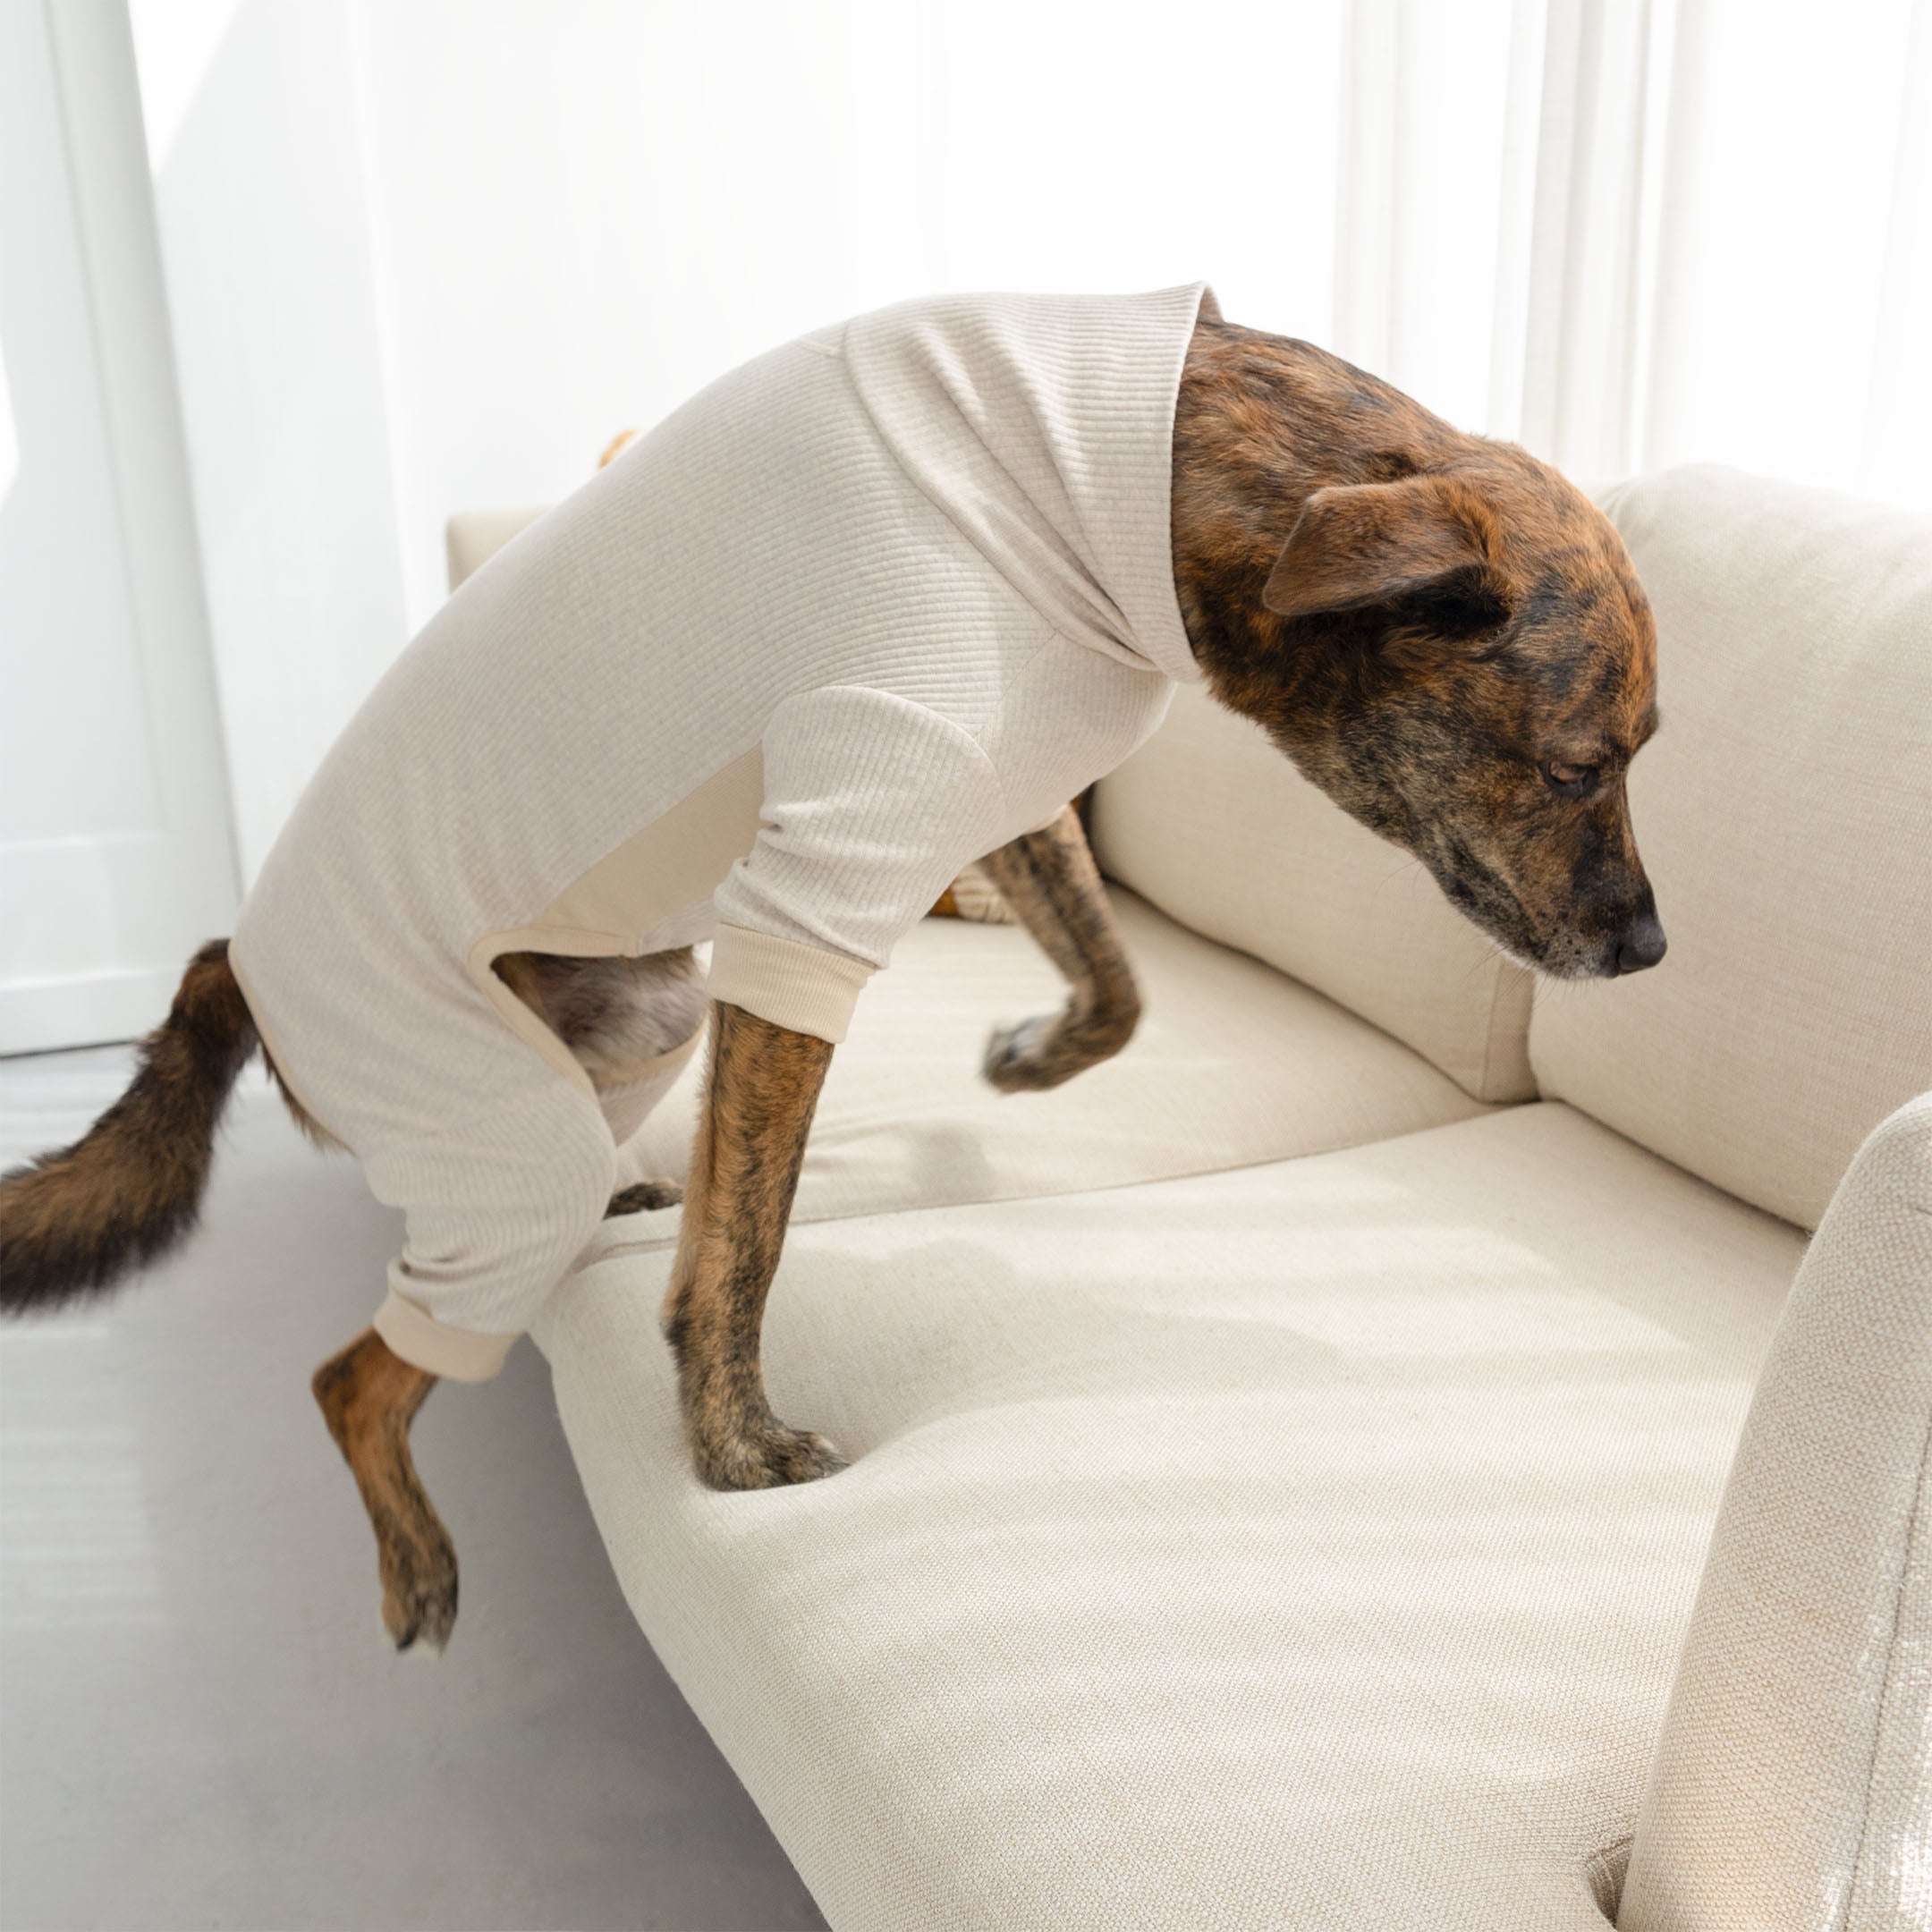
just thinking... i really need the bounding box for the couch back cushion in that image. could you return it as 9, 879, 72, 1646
446, 507, 547, 591
1089, 684, 1536, 1104
1530, 466, 1932, 1229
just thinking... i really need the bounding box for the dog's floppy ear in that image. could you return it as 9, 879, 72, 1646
1262, 475, 1503, 622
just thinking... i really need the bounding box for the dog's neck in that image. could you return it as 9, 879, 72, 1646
1168, 316, 1468, 736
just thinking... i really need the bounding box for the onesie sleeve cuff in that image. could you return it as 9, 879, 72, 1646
374, 1287, 519, 1383
706, 922, 875, 1044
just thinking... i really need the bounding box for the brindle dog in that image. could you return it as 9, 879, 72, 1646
1, 303, 1662, 1652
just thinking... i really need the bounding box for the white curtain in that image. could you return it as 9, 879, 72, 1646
127, 0, 1930, 882
1335, 0, 1931, 493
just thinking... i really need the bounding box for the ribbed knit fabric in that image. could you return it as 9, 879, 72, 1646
229, 284, 1211, 1375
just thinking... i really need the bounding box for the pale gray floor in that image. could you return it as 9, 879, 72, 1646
0, 1046, 826, 1932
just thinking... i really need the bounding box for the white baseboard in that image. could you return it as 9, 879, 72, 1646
0, 965, 178, 1055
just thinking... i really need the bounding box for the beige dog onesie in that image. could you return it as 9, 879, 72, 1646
230, 283, 1211, 1379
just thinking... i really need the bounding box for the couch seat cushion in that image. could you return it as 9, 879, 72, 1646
600, 888, 1491, 1248
538, 1103, 1804, 1931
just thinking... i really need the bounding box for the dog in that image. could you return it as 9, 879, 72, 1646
0, 288, 1662, 1653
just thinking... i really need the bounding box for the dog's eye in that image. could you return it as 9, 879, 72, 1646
1543, 760, 1597, 795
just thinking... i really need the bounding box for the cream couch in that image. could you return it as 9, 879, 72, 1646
450, 466, 1932, 1930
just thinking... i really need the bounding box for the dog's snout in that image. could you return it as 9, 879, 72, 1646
1614, 911, 1667, 975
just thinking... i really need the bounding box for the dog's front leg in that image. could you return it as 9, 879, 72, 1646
311, 1329, 456, 1652
662, 1000, 843, 1490
975, 803, 1141, 1091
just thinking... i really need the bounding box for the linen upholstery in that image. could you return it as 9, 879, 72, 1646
1089, 682, 1536, 1104
478, 456, 1926, 1923
1532, 468, 1932, 1228
601, 888, 1490, 1242
1619, 1092, 1932, 1932
538, 1104, 1803, 1932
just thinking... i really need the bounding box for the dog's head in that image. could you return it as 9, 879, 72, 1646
1256, 458, 1663, 979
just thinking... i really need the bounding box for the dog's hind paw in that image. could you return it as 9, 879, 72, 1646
379, 1526, 458, 1656
384, 1622, 446, 1661
606, 1177, 684, 1216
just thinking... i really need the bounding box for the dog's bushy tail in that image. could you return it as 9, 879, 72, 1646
0, 941, 258, 1313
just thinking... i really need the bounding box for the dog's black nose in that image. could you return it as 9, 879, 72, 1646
1615, 912, 1667, 974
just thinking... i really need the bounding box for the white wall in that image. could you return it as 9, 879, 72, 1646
125, 0, 1929, 888
343, 0, 1345, 636
131, 0, 1346, 879
129, 0, 408, 882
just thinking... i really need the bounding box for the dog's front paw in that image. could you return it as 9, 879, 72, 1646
377, 1516, 458, 1656
693, 1418, 848, 1492
980, 1014, 1063, 1092
606, 1177, 683, 1216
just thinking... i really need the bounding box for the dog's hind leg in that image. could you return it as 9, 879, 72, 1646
974, 803, 1141, 1091
311, 1329, 456, 1654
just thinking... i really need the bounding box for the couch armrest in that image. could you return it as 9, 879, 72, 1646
445, 507, 548, 593
1620, 1093, 1932, 1929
